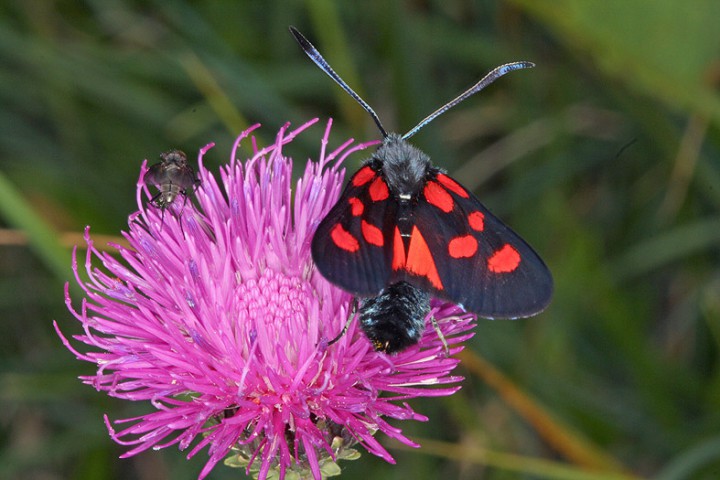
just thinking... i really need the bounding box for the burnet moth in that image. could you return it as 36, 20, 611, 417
144, 149, 200, 217
290, 27, 553, 354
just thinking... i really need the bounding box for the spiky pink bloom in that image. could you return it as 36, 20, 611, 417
56, 119, 476, 479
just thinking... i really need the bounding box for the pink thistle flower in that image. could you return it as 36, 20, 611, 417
55, 119, 476, 480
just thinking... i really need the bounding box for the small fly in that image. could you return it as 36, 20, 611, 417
144, 149, 200, 215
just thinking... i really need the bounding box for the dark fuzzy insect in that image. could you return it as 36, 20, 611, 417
358, 281, 431, 354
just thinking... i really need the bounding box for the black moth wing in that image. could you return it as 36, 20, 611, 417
311, 162, 397, 295
410, 170, 553, 318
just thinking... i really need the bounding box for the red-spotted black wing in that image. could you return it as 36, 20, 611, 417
311, 162, 397, 295
394, 171, 553, 318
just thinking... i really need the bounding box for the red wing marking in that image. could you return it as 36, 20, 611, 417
448, 234, 478, 259
405, 226, 444, 290
369, 176, 389, 202
348, 197, 364, 216
424, 181, 454, 213
361, 220, 384, 247
352, 166, 376, 187
468, 211, 485, 231
436, 174, 469, 198
330, 224, 360, 252
392, 227, 406, 271
488, 244, 521, 273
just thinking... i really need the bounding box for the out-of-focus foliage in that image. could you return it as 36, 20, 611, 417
1, 1, 718, 479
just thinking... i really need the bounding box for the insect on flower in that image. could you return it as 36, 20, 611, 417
144, 149, 200, 212
56, 120, 477, 479
291, 27, 553, 354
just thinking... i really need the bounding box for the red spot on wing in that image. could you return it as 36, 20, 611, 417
406, 226, 444, 290
436, 174, 469, 198
448, 235, 478, 258
330, 224, 359, 252
361, 220, 384, 246
392, 227, 406, 271
424, 181, 454, 213
352, 166, 376, 186
348, 197, 364, 216
468, 211, 485, 231
488, 244, 521, 273
369, 177, 389, 201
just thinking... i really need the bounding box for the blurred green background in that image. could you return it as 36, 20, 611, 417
2, 1, 719, 479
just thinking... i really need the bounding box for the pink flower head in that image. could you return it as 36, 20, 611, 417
56, 119, 476, 479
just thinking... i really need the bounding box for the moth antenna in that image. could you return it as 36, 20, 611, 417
289, 26, 388, 138
403, 61, 535, 140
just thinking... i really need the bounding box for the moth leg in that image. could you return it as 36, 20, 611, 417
328, 298, 358, 346
430, 315, 449, 356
